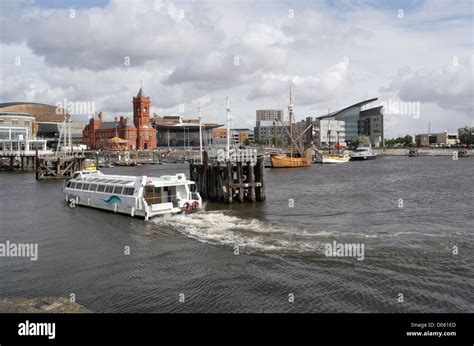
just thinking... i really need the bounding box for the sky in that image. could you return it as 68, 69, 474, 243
0, 0, 472, 138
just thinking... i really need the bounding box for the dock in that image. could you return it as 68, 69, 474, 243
189, 149, 266, 203
35, 151, 86, 180
0, 151, 37, 171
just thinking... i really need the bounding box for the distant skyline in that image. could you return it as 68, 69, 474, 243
0, 0, 472, 138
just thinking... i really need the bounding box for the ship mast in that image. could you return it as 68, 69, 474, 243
288, 87, 294, 157
198, 101, 203, 164
226, 97, 231, 161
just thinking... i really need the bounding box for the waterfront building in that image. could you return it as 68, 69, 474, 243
254, 109, 289, 145
153, 115, 221, 147
314, 118, 346, 148
232, 128, 254, 144
316, 98, 384, 147
0, 102, 76, 146
0, 112, 48, 153
415, 132, 459, 147
83, 88, 156, 150
211, 128, 228, 145
256, 109, 284, 122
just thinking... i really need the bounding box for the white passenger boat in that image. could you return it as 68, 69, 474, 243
350, 147, 377, 160
63, 170, 202, 219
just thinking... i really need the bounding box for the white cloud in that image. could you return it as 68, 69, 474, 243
0, 0, 472, 134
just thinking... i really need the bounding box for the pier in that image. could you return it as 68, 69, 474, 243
35, 151, 86, 180
189, 149, 266, 203
0, 152, 37, 171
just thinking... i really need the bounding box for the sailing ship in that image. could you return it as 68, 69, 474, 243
271, 89, 312, 168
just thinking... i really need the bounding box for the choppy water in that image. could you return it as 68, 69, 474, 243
0, 157, 473, 312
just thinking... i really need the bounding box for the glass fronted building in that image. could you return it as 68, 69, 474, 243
316, 98, 384, 147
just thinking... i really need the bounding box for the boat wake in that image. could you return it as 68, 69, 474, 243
153, 211, 324, 254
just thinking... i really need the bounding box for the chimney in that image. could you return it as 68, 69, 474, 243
120, 116, 124, 127
115, 116, 118, 122
98, 112, 103, 122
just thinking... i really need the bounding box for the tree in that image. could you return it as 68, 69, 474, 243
352, 136, 371, 148
403, 135, 414, 147
243, 138, 250, 146
458, 126, 474, 145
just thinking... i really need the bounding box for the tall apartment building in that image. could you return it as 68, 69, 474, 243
254, 109, 288, 145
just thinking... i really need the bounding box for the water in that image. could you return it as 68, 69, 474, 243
0, 157, 473, 312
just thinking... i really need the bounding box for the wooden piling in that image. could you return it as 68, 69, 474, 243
189, 150, 265, 204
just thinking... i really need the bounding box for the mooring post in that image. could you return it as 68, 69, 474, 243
226, 161, 233, 203
256, 156, 266, 201
35, 149, 40, 180
203, 151, 209, 199
247, 161, 256, 202
237, 161, 244, 203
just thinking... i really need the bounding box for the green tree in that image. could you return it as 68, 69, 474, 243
243, 138, 250, 146
403, 135, 414, 147
458, 126, 474, 145
352, 136, 371, 148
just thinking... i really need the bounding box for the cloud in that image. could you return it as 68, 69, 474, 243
0, 0, 225, 71
247, 60, 349, 105
0, 0, 472, 132
383, 59, 473, 113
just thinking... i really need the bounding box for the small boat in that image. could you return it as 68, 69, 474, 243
63, 170, 202, 220
322, 153, 350, 164
350, 147, 377, 160
83, 159, 97, 170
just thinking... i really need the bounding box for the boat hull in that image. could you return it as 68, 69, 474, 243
271, 155, 312, 168
322, 156, 349, 164
350, 155, 376, 160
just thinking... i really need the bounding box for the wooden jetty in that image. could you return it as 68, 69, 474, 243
0, 152, 37, 171
189, 149, 266, 203
35, 151, 86, 180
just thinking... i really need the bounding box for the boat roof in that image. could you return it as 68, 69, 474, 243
72, 171, 193, 186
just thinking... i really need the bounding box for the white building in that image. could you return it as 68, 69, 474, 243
0, 112, 49, 154
314, 118, 346, 148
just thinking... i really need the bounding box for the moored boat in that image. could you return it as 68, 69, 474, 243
270, 88, 313, 168
271, 151, 312, 168
350, 147, 377, 160
322, 153, 350, 164
63, 170, 202, 220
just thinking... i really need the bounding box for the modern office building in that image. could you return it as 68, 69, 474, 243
314, 118, 346, 148
316, 98, 384, 147
415, 132, 459, 147
232, 128, 254, 144
254, 121, 290, 146
0, 102, 73, 147
0, 112, 48, 153
256, 109, 284, 123
254, 109, 289, 145
152, 115, 221, 147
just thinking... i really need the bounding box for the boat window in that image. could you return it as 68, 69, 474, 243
76, 183, 83, 190
97, 185, 106, 192
123, 187, 134, 196
113, 186, 124, 194
71, 182, 77, 189
89, 184, 97, 191
66, 181, 72, 188
105, 185, 114, 193
83, 184, 90, 190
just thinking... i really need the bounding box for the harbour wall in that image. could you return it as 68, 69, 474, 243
374, 148, 472, 156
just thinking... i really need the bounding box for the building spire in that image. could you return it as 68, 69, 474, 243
137, 81, 144, 97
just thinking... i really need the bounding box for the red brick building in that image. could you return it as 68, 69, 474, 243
83, 88, 156, 150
